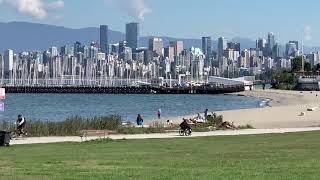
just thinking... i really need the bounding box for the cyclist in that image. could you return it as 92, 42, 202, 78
16, 115, 26, 137
180, 119, 191, 132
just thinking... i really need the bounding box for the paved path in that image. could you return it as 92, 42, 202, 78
10, 127, 320, 145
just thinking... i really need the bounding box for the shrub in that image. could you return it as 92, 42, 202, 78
0, 115, 122, 137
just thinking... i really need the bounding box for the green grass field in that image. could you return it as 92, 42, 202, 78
1, 131, 320, 180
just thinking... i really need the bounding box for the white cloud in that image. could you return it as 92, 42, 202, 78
15, 0, 47, 19
106, 0, 151, 22
0, 0, 64, 19
47, 0, 64, 10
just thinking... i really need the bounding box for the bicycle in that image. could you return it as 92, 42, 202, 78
179, 128, 192, 136
10, 123, 28, 140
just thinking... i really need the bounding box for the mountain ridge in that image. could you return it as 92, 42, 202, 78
0, 21, 318, 54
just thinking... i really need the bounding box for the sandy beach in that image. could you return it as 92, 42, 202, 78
157, 89, 320, 129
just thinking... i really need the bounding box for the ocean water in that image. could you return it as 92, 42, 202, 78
0, 94, 263, 122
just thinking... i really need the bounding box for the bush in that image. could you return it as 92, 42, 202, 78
238, 124, 254, 129
117, 127, 166, 134
0, 115, 122, 137
206, 113, 224, 127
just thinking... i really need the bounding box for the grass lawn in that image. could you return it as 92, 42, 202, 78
1, 131, 320, 180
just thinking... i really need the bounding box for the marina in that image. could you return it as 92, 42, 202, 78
0, 76, 250, 94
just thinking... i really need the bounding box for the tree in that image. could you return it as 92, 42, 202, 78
291, 56, 311, 72
291, 57, 303, 72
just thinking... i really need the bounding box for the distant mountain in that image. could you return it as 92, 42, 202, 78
0, 21, 279, 53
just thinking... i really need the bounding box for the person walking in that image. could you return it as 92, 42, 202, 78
157, 109, 161, 119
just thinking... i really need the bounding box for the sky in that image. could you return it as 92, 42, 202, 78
0, 0, 319, 46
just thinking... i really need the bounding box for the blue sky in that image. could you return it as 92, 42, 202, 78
0, 0, 319, 46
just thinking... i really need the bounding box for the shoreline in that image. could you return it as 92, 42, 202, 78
149, 89, 320, 129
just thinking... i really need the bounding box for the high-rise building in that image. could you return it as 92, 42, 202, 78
61, 44, 74, 56
100, 25, 108, 54
286, 41, 299, 57
202, 37, 212, 57
273, 43, 284, 58
126, 23, 139, 50
164, 46, 175, 62
289, 41, 299, 51
218, 37, 227, 59
49, 47, 58, 57
268, 32, 276, 56
74, 42, 83, 54
4, 49, 13, 72
149, 37, 163, 56
227, 42, 240, 52
170, 41, 184, 56
256, 38, 267, 50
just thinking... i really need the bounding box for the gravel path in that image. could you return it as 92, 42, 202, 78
10, 127, 320, 145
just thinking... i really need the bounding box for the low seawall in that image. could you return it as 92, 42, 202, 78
3, 85, 245, 94
4, 86, 152, 94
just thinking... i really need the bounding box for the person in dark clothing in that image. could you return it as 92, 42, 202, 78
136, 114, 144, 126
180, 119, 191, 131
16, 115, 26, 137
204, 109, 209, 120
157, 109, 161, 119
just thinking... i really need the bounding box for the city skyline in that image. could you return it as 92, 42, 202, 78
0, 0, 319, 46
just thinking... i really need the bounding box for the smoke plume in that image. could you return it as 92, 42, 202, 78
106, 0, 151, 22
304, 26, 312, 41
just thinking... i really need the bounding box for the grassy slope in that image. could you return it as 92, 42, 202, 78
1, 131, 320, 180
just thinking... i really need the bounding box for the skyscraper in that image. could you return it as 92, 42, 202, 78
202, 37, 212, 57
170, 41, 184, 56
164, 46, 175, 62
149, 37, 163, 56
256, 38, 267, 50
100, 25, 108, 54
227, 42, 240, 52
286, 41, 299, 57
218, 37, 227, 59
4, 49, 13, 72
126, 23, 139, 50
289, 41, 299, 51
268, 32, 276, 56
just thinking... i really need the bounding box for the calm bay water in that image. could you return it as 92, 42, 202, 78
0, 94, 263, 122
